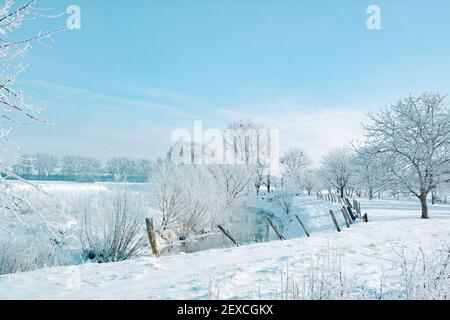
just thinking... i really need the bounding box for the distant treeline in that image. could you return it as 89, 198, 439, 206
8, 154, 154, 183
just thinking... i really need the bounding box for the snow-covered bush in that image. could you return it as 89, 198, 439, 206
0, 236, 67, 275
270, 245, 450, 300
393, 246, 450, 300
273, 249, 366, 300
79, 190, 147, 263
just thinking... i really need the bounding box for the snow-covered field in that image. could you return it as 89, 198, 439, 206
1, 195, 449, 300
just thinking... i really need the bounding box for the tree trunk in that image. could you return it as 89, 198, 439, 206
419, 192, 429, 219
431, 192, 436, 205
340, 188, 344, 199
369, 189, 373, 200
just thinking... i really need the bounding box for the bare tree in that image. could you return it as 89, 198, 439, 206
150, 161, 186, 230
31, 153, 58, 178
303, 170, 317, 196
226, 119, 274, 195
61, 155, 78, 180
107, 157, 137, 181
364, 93, 450, 219
353, 145, 393, 200
12, 154, 34, 177
280, 148, 311, 192
207, 164, 252, 208
135, 159, 153, 180
61, 155, 101, 181
319, 148, 354, 198
277, 189, 294, 215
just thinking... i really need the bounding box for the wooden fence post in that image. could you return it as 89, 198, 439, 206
342, 206, 353, 225
341, 208, 350, 228
267, 218, 286, 240
295, 214, 310, 238
345, 198, 353, 209
363, 213, 369, 223
347, 206, 357, 221
217, 225, 240, 247
329, 210, 341, 232
145, 218, 160, 258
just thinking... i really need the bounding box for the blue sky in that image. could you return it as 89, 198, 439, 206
10, 0, 450, 163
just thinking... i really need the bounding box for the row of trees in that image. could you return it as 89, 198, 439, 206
318, 93, 450, 219
11, 154, 154, 182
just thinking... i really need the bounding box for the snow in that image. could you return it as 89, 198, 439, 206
1, 197, 449, 300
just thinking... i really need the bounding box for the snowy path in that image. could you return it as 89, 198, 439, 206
1, 198, 450, 299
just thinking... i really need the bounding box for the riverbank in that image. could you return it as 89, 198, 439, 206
1, 198, 450, 299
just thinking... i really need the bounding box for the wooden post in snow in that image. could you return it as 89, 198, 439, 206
342, 206, 353, 225
217, 225, 240, 247
145, 218, 160, 258
295, 214, 310, 237
341, 208, 350, 228
363, 213, 369, 223
267, 217, 286, 241
345, 198, 353, 209
353, 199, 361, 217
329, 210, 341, 232
347, 206, 357, 221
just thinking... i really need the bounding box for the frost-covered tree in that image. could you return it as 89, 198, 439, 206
226, 119, 273, 195
31, 153, 58, 178
135, 159, 153, 180
150, 161, 186, 231
0, 0, 63, 221
61, 155, 78, 179
363, 93, 450, 219
353, 145, 393, 200
302, 169, 318, 196
280, 148, 311, 192
61, 155, 101, 181
319, 148, 354, 198
107, 157, 136, 181
207, 164, 252, 208
277, 189, 294, 215
12, 154, 34, 177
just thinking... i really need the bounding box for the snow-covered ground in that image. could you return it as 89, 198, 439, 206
1, 196, 449, 300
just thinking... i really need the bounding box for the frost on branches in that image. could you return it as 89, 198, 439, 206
0, 0, 62, 231
363, 93, 450, 219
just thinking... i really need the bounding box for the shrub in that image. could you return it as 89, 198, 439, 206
0, 236, 65, 275
80, 190, 147, 263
